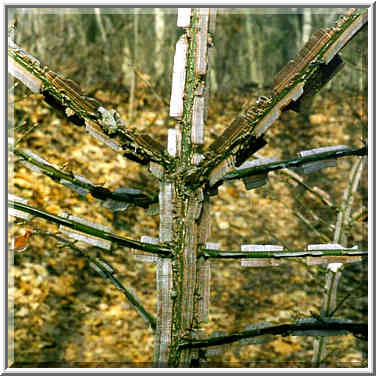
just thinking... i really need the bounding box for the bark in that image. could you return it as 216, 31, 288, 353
157, 8, 214, 367
245, 14, 263, 88
154, 9, 165, 79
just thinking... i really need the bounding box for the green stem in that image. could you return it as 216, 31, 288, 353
200, 247, 366, 260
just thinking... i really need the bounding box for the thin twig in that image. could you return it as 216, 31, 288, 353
279, 168, 336, 210
281, 200, 332, 242
14, 122, 40, 146
30, 228, 157, 331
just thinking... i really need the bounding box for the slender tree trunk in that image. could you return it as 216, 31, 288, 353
302, 8, 312, 45
128, 9, 138, 121
290, 8, 302, 53
154, 9, 165, 80
312, 157, 366, 366
94, 8, 107, 43
245, 15, 263, 88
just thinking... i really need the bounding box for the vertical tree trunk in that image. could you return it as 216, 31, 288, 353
302, 8, 312, 45
94, 8, 107, 43
128, 9, 138, 121
154, 9, 165, 80
32, 9, 44, 60
149, 8, 214, 367
208, 9, 217, 94
94, 8, 111, 76
290, 8, 302, 52
245, 15, 263, 88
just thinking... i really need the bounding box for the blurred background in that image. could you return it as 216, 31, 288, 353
8, 8, 368, 368
8, 8, 367, 97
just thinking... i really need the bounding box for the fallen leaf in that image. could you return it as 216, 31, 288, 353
11, 230, 31, 252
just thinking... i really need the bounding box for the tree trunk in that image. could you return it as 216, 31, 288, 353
245, 14, 263, 88
302, 8, 312, 45
154, 9, 165, 80
149, 8, 213, 367
128, 9, 138, 121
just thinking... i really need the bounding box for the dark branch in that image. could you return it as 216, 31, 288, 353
14, 148, 157, 209
283, 54, 344, 113
224, 146, 367, 182
9, 200, 172, 257
179, 319, 367, 350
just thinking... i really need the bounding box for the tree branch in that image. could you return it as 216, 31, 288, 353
32, 229, 157, 331
278, 168, 336, 209
14, 148, 157, 209
8, 41, 171, 167
334, 156, 366, 245
224, 146, 367, 182
179, 318, 367, 350
184, 9, 368, 188
8, 200, 172, 257
200, 246, 367, 260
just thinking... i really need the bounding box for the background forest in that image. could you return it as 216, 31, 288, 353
8, 8, 368, 367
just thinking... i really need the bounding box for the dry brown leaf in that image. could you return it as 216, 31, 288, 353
11, 230, 31, 252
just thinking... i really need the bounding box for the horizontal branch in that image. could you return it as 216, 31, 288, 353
36, 230, 156, 331
14, 148, 157, 209
8, 200, 172, 257
8, 41, 171, 167
179, 318, 367, 350
200, 247, 367, 260
224, 146, 367, 182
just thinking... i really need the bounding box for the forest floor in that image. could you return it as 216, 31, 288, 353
8, 83, 368, 368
